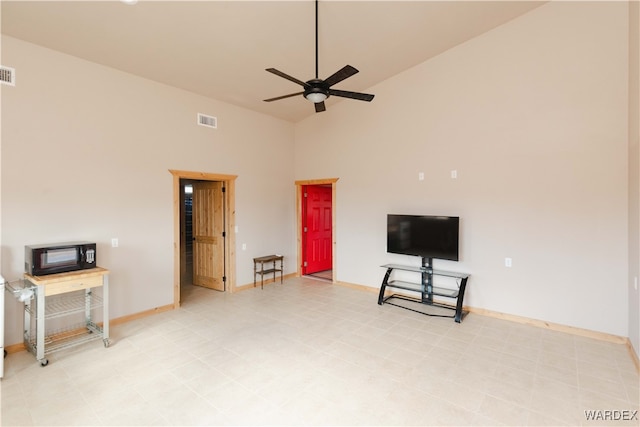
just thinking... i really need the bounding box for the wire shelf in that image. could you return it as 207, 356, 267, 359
26, 321, 104, 355
26, 289, 103, 320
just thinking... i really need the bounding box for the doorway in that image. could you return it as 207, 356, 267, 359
171, 170, 237, 308
182, 181, 194, 286
180, 180, 225, 292
296, 178, 338, 282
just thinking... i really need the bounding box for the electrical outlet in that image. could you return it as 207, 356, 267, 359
418, 172, 424, 181
505, 257, 512, 267
635, 276, 638, 291
451, 170, 458, 179
242, 243, 247, 251
111, 238, 119, 248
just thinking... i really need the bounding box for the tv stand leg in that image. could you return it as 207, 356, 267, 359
454, 277, 469, 323
378, 267, 393, 305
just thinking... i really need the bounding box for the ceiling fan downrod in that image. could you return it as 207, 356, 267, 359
315, 0, 319, 80
304, 0, 327, 104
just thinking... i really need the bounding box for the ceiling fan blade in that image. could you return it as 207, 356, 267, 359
264, 92, 304, 102
328, 89, 375, 102
315, 101, 326, 113
323, 65, 359, 88
265, 68, 309, 88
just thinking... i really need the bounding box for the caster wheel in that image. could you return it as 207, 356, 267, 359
103, 340, 110, 348
3, 350, 6, 358
40, 359, 49, 367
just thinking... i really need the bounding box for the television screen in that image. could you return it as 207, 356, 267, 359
387, 214, 459, 261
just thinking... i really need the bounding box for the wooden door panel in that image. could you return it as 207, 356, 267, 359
193, 181, 224, 291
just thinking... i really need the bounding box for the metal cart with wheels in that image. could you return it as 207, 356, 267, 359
9, 268, 110, 366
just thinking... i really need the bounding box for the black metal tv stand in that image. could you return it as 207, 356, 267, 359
377, 257, 470, 322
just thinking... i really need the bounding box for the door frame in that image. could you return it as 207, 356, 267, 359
296, 178, 338, 282
170, 169, 237, 307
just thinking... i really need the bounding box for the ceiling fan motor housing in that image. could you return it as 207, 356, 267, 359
304, 79, 329, 103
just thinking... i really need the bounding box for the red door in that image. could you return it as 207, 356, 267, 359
302, 185, 332, 275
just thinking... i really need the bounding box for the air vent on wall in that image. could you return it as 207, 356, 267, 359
0, 66, 16, 86
197, 113, 217, 129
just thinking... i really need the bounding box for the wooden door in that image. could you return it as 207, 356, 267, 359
303, 185, 332, 274
192, 181, 225, 291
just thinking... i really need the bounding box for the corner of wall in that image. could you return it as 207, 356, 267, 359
628, 0, 640, 357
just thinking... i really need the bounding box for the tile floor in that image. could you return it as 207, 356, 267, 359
1, 276, 638, 426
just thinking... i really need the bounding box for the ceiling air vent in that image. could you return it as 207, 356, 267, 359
0, 66, 16, 86
197, 113, 217, 129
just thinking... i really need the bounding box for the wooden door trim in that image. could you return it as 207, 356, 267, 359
295, 178, 338, 282
170, 170, 237, 308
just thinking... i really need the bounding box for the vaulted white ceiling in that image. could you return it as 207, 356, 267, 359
1, 1, 543, 122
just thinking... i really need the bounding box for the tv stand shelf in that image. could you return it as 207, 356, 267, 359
386, 281, 460, 298
378, 262, 470, 322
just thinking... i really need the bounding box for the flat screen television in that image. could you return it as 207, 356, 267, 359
387, 214, 459, 261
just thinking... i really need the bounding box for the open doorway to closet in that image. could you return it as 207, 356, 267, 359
180, 179, 227, 291
296, 178, 338, 282
170, 170, 237, 308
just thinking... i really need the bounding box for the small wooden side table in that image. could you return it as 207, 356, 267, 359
253, 255, 284, 289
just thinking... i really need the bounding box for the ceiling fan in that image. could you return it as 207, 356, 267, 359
263, 0, 375, 113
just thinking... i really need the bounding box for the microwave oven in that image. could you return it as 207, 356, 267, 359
25, 241, 97, 276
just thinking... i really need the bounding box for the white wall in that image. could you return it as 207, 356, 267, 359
294, 2, 630, 337
1, 37, 297, 345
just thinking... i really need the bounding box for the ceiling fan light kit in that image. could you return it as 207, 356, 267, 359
305, 93, 327, 103
264, 0, 375, 114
